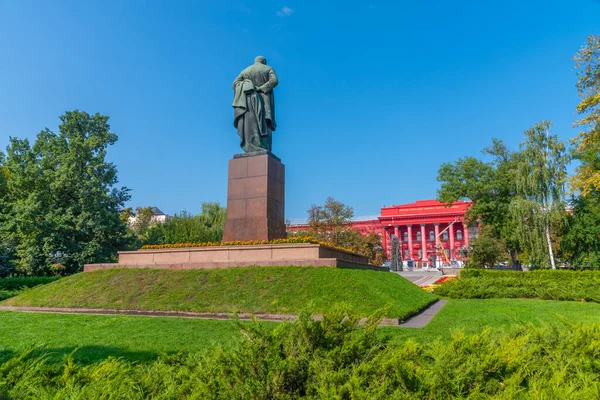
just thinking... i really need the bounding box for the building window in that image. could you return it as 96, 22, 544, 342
405, 250, 410, 258
429, 231, 435, 241
456, 230, 463, 240
445, 249, 450, 257
403, 231, 408, 242
416, 231, 421, 241
442, 231, 449, 241
418, 249, 422, 259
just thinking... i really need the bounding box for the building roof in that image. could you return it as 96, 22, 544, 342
379, 200, 472, 225
150, 207, 166, 216
287, 200, 473, 229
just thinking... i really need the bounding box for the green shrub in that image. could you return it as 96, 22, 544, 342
0, 276, 59, 291
0, 290, 19, 301
437, 269, 600, 302
1, 311, 600, 398
0, 277, 58, 301
144, 204, 226, 246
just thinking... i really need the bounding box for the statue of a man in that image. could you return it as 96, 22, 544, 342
232, 56, 278, 153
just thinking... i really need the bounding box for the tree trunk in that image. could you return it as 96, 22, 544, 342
545, 220, 556, 269
509, 250, 522, 270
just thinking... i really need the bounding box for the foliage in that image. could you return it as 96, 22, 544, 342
0, 276, 58, 301
2, 267, 436, 319
508, 121, 569, 269
0, 235, 17, 277
437, 138, 522, 266
438, 123, 569, 269
355, 231, 386, 266
560, 194, 600, 268
307, 196, 354, 246
2, 313, 600, 398
435, 269, 600, 302
1, 111, 130, 275
130, 206, 158, 238
305, 197, 385, 264
468, 224, 509, 268
571, 34, 600, 195
0, 276, 59, 291
142, 203, 226, 246
0, 156, 14, 277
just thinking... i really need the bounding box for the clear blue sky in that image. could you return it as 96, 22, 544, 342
0, 0, 598, 219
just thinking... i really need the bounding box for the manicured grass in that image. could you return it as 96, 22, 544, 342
435, 269, 600, 301
3, 298, 600, 363
0, 311, 245, 363
381, 298, 600, 342
1, 267, 435, 319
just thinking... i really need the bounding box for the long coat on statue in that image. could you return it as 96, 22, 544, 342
232, 60, 278, 152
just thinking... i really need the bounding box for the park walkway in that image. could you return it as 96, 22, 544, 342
396, 270, 443, 287
0, 300, 447, 328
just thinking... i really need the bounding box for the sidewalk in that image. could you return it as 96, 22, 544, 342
0, 301, 447, 328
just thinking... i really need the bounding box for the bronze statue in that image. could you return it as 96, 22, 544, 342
232, 56, 278, 153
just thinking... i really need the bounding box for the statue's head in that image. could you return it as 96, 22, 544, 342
254, 56, 267, 65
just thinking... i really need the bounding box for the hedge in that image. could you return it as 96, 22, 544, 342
436, 269, 600, 302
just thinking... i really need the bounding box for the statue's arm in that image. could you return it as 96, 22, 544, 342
258, 69, 278, 93
232, 73, 244, 90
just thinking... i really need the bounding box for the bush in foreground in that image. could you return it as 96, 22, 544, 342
1, 309, 600, 398
435, 269, 600, 302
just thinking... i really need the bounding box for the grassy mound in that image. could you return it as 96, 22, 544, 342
435, 269, 600, 301
1, 267, 435, 319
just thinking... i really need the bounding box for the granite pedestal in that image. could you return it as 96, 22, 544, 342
222, 152, 286, 242
83, 243, 388, 271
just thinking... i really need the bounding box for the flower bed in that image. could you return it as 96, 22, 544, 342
422, 276, 458, 293
433, 276, 457, 285
141, 236, 358, 255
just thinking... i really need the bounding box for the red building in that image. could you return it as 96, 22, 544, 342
288, 199, 476, 267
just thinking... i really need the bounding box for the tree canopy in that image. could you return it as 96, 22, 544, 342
571, 35, 600, 195
1, 111, 130, 275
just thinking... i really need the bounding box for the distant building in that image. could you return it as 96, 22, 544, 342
287, 199, 477, 268
128, 207, 170, 226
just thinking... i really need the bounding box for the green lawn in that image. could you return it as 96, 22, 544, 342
0, 311, 245, 363
2, 298, 600, 364
2, 267, 435, 319
382, 298, 600, 342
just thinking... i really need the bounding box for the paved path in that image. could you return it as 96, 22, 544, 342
0, 302, 447, 328
396, 271, 443, 287
398, 300, 447, 328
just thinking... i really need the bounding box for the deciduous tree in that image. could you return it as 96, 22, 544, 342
437, 138, 521, 266
468, 225, 508, 268
571, 35, 600, 194
306, 197, 385, 264
307, 197, 354, 246
3, 111, 130, 274
559, 194, 600, 268
509, 121, 568, 269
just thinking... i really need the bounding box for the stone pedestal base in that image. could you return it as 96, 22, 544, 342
222, 152, 286, 242
83, 244, 387, 272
